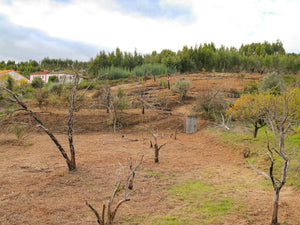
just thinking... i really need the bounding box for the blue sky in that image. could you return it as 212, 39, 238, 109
0, 0, 299, 62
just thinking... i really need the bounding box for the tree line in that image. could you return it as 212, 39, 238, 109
1, 40, 299, 78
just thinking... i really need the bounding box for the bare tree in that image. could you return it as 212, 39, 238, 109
147, 127, 168, 163
0, 70, 81, 171
86, 156, 145, 225
247, 89, 300, 225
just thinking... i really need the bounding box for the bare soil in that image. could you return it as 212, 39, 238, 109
1, 72, 299, 224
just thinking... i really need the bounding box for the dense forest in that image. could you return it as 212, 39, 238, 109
0, 40, 299, 78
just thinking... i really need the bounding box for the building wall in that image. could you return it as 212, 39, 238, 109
29, 72, 80, 84
0, 70, 29, 82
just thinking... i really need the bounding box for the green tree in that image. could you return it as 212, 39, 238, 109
48, 75, 58, 83
31, 77, 44, 89
227, 93, 267, 137
6, 75, 15, 91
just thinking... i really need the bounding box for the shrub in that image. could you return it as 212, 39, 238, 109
159, 79, 167, 88
6, 76, 15, 90
48, 83, 64, 96
283, 74, 298, 88
31, 77, 44, 89
34, 87, 49, 109
195, 90, 228, 121
77, 80, 96, 90
48, 75, 58, 83
172, 79, 190, 101
10, 124, 26, 145
258, 72, 284, 93
244, 81, 258, 94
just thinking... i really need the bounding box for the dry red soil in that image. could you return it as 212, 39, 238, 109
1, 73, 299, 224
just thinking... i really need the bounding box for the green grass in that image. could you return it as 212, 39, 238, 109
214, 124, 300, 189
152, 216, 192, 225
157, 180, 244, 224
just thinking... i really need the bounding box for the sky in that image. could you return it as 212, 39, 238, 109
0, 0, 299, 62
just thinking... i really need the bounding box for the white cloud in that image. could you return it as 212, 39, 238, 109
0, 0, 299, 55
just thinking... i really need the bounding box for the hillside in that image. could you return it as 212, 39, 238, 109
0, 72, 299, 225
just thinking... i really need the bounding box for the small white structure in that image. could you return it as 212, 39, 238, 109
29, 71, 80, 84
184, 115, 198, 134
0, 70, 29, 82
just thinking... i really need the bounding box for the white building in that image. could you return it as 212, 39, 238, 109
29, 71, 80, 83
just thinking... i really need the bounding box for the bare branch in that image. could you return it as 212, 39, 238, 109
247, 160, 271, 180
85, 200, 102, 225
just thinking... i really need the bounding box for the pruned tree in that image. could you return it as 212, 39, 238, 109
0, 70, 82, 171
107, 87, 128, 133
147, 127, 168, 163
247, 88, 300, 225
86, 155, 145, 225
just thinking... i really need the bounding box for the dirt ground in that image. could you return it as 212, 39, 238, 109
1, 72, 299, 224
1, 127, 300, 224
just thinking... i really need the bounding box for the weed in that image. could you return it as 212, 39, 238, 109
166, 180, 243, 223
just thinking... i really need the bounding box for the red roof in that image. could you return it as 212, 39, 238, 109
0, 70, 14, 75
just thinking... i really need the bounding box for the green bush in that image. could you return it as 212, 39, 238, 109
77, 80, 96, 90
258, 72, 284, 93
172, 79, 190, 101
244, 81, 258, 94
283, 74, 298, 87
6, 76, 15, 90
48, 75, 58, 83
159, 79, 167, 87
31, 77, 44, 89
48, 83, 64, 96
34, 87, 49, 109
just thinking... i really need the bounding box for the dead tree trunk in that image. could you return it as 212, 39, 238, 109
167, 74, 170, 90
86, 156, 145, 224
148, 128, 167, 163
154, 144, 159, 163
0, 70, 81, 171
106, 87, 111, 113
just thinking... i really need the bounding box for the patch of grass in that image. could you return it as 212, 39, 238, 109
165, 180, 243, 224
213, 124, 300, 189
152, 216, 192, 225
140, 169, 164, 177
120, 214, 147, 224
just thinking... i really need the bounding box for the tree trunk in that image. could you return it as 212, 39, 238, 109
167, 74, 170, 90
67, 160, 76, 171
253, 124, 259, 138
271, 189, 280, 225
154, 144, 159, 163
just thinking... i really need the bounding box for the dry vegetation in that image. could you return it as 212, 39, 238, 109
1, 72, 299, 224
